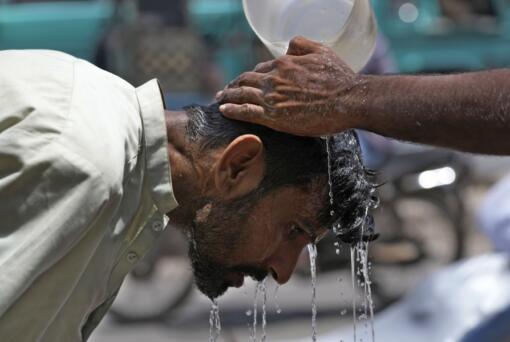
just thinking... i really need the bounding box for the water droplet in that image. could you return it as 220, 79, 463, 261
273, 285, 282, 315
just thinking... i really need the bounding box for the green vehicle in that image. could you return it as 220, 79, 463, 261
187, 0, 256, 82
0, 0, 131, 61
373, 0, 510, 73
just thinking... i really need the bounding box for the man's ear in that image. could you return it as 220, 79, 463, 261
214, 135, 265, 200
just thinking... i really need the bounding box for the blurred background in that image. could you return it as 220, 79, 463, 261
3, 0, 510, 341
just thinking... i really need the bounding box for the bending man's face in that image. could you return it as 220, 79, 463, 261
188, 180, 328, 299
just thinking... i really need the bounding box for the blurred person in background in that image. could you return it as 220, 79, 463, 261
0, 49, 375, 341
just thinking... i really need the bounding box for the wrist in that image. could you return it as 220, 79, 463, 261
336, 74, 374, 130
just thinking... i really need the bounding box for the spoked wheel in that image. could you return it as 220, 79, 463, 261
370, 190, 466, 303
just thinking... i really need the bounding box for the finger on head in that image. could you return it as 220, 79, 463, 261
219, 103, 266, 124
227, 71, 266, 89
254, 60, 275, 73
217, 87, 265, 106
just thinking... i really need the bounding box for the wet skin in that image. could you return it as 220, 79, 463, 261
215, 185, 329, 290
163, 109, 328, 298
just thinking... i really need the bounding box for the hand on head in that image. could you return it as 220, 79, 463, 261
217, 36, 365, 137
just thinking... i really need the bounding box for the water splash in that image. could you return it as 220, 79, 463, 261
208, 300, 221, 342
308, 243, 318, 342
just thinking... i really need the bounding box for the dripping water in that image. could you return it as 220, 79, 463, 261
308, 243, 318, 342
350, 246, 357, 342
359, 241, 375, 341
325, 136, 335, 210
273, 285, 282, 314
208, 300, 221, 342
349, 206, 375, 342
261, 279, 268, 342
326, 135, 376, 341
250, 283, 259, 342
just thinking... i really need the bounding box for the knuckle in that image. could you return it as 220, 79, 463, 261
264, 92, 281, 104
262, 75, 276, 90
238, 73, 249, 85
274, 55, 290, 67
274, 102, 291, 110
239, 72, 257, 85
255, 62, 267, 71
241, 103, 251, 112
227, 77, 240, 88
289, 35, 303, 45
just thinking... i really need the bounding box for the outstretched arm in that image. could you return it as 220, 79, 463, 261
218, 36, 510, 155
356, 70, 510, 155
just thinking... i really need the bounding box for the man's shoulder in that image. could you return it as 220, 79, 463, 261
0, 49, 78, 98
0, 49, 78, 64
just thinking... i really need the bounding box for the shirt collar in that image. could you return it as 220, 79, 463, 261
136, 79, 179, 214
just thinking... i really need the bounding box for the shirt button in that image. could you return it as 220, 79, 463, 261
152, 221, 164, 232
126, 252, 138, 264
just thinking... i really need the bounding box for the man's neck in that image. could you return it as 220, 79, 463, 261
164, 110, 197, 227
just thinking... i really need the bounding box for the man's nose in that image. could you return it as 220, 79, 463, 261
267, 244, 303, 284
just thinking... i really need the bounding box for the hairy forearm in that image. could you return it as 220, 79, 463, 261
352, 70, 510, 155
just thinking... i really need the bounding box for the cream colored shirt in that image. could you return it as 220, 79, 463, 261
0, 50, 179, 341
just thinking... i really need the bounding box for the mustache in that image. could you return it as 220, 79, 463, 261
230, 265, 268, 282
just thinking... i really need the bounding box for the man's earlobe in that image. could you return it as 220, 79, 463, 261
215, 135, 265, 200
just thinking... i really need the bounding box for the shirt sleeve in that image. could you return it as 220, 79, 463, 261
0, 122, 114, 318
0, 52, 115, 327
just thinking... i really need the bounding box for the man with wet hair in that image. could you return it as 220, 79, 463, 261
179, 104, 375, 298
0, 50, 374, 341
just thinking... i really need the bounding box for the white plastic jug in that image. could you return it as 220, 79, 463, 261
242, 0, 377, 72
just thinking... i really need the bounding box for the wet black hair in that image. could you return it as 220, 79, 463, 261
183, 103, 376, 244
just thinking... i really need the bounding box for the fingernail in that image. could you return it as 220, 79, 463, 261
219, 104, 227, 112
216, 91, 223, 99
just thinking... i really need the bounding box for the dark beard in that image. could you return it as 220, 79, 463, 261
186, 193, 267, 299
